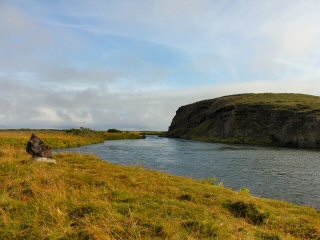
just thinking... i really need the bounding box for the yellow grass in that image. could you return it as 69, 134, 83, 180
0, 130, 143, 149
0, 131, 319, 239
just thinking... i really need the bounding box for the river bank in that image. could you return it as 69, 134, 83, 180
61, 135, 320, 209
0, 130, 319, 239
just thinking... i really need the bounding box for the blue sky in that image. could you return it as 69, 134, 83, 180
1, 0, 320, 130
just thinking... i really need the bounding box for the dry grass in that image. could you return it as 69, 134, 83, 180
0, 130, 143, 149
0, 131, 319, 239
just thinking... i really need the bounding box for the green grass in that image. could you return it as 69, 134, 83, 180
0, 131, 319, 239
219, 93, 320, 115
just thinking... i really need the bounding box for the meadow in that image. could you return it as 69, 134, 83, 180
0, 129, 143, 149
0, 130, 319, 239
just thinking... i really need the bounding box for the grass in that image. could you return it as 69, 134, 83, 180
0, 129, 143, 149
218, 93, 320, 115
0, 131, 319, 239
138, 131, 167, 136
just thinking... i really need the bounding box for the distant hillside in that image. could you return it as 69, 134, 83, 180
168, 93, 320, 148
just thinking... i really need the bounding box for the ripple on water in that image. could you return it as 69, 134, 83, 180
59, 136, 320, 209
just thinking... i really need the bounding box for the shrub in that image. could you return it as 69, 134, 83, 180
107, 128, 122, 133
225, 201, 269, 225
65, 127, 96, 136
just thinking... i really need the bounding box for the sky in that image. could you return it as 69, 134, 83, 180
1, 0, 320, 130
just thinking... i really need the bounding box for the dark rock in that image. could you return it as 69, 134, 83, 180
26, 133, 53, 158
167, 93, 320, 148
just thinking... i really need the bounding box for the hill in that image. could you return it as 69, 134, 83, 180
168, 93, 320, 148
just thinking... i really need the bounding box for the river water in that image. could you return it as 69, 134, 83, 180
60, 136, 320, 208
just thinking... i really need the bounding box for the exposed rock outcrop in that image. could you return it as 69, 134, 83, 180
26, 133, 53, 158
167, 93, 320, 148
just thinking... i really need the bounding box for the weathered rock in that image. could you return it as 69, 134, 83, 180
167, 93, 320, 148
26, 133, 53, 158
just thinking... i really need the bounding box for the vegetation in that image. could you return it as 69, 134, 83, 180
219, 93, 320, 115
138, 131, 167, 135
107, 129, 122, 133
0, 129, 143, 149
0, 131, 319, 239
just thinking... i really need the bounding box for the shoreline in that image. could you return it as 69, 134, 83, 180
61, 135, 320, 210
168, 135, 320, 151
0, 130, 319, 239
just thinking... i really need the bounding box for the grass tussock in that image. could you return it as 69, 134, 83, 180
224, 201, 269, 225
0, 131, 319, 239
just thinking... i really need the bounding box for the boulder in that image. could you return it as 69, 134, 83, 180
26, 133, 53, 158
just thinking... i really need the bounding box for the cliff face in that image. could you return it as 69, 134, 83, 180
168, 93, 320, 148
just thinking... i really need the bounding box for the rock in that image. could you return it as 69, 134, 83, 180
36, 158, 56, 164
167, 93, 320, 148
26, 133, 53, 158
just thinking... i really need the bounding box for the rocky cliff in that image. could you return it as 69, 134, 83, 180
168, 93, 320, 148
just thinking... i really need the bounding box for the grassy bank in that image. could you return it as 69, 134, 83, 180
0, 132, 319, 239
0, 129, 143, 149
138, 131, 167, 136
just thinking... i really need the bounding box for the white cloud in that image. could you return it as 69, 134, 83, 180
34, 108, 64, 123
1, 75, 319, 130
1, 1, 320, 129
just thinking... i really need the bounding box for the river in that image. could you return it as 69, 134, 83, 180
60, 135, 320, 209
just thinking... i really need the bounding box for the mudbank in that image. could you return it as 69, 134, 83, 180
168, 93, 320, 148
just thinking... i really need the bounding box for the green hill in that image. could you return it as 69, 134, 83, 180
168, 93, 320, 148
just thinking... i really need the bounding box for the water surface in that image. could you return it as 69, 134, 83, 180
60, 136, 320, 208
